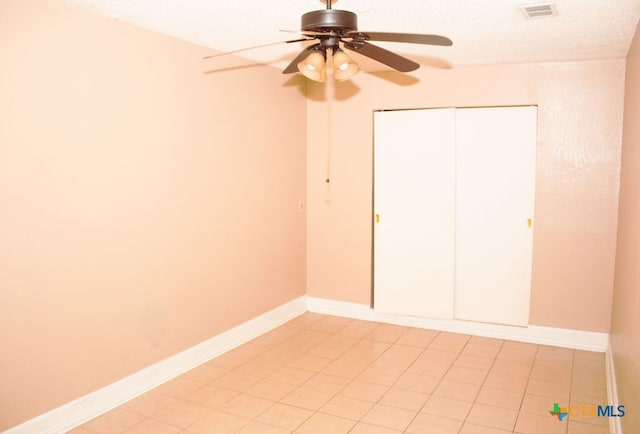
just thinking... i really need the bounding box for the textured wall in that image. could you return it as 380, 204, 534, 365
306, 60, 624, 333
0, 0, 306, 430
611, 19, 640, 434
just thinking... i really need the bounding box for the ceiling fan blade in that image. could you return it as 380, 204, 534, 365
203, 38, 311, 60
283, 43, 322, 74
349, 32, 453, 46
343, 41, 419, 72
280, 29, 326, 36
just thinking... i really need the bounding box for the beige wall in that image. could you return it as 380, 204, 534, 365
0, 0, 307, 430
306, 60, 625, 333
0, 0, 632, 429
611, 19, 640, 434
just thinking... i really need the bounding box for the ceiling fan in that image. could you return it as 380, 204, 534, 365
204, 0, 452, 82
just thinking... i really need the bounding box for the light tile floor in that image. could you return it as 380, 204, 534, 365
70, 313, 611, 434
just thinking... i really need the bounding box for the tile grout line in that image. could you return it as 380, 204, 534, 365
377, 329, 443, 433
459, 337, 507, 432
75, 314, 608, 434
512, 343, 543, 434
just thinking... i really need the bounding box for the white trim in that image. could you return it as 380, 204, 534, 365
5, 296, 307, 434
7, 295, 615, 434
606, 336, 623, 434
306, 297, 609, 352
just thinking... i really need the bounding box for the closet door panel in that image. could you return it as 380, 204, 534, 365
373, 109, 455, 319
454, 106, 537, 326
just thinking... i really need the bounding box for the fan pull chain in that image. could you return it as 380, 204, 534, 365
325, 95, 332, 184
325, 48, 334, 186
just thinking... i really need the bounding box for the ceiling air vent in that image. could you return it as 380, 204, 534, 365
520, 3, 558, 19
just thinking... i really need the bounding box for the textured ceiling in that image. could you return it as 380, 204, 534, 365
56, 0, 640, 72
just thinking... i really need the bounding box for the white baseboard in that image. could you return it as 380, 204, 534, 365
5, 296, 307, 434
306, 296, 609, 352
7, 295, 615, 434
606, 336, 623, 434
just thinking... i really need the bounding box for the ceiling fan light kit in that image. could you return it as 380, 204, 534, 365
332, 49, 359, 81
297, 46, 359, 82
297, 50, 327, 82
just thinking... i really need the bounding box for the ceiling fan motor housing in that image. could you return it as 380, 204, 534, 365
301, 10, 357, 33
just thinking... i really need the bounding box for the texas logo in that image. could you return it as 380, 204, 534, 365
549, 403, 569, 421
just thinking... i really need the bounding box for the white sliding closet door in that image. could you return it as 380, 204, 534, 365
373, 109, 456, 319
454, 106, 537, 326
